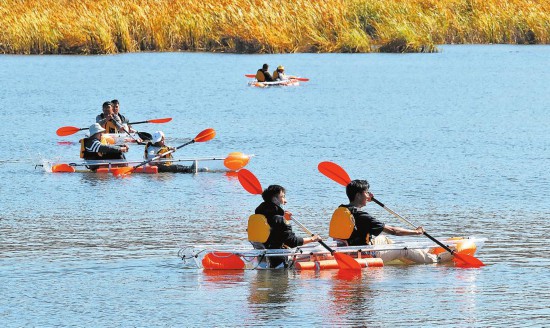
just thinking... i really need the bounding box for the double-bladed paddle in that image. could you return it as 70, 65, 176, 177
111, 128, 216, 177
318, 161, 485, 268
237, 169, 361, 270
244, 74, 309, 82
56, 117, 172, 137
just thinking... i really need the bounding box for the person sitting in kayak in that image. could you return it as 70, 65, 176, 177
96, 101, 122, 133
254, 185, 321, 268
332, 179, 441, 264
255, 63, 274, 82
81, 123, 129, 170
111, 99, 136, 133
144, 131, 196, 173
273, 65, 288, 81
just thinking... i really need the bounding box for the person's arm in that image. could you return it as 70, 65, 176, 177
383, 225, 424, 236
302, 235, 321, 245
283, 211, 321, 245
276, 216, 305, 248
96, 115, 107, 127
98, 143, 128, 154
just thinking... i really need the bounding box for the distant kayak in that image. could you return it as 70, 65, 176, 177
248, 79, 300, 88
40, 152, 252, 174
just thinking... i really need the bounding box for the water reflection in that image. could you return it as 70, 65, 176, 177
201, 270, 246, 288
248, 271, 291, 306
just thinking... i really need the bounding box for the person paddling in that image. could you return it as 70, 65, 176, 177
273, 65, 289, 81
255, 63, 274, 82
96, 101, 121, 133
143, 131, 197, 173
80, 123, 129, 171
253, 185, 321, 268
111, 99, 136, 133
332, 179, 442, 263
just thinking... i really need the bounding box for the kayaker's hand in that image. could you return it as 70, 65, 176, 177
312, 235, 322, 242
366, 192, 374, 202
120, 145, 129, 153
284, 211, 292, 221
415, 226, 425, 235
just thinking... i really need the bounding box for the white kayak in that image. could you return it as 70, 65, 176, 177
248, 79, 300, 88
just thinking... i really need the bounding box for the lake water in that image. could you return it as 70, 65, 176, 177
1, 45, 549, 327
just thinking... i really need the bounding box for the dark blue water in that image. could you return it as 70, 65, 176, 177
1, 45, 549, 327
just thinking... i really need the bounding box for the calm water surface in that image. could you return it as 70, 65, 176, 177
1, 45, 549, 327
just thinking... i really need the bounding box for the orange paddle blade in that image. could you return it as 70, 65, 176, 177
56, 126, 81, 136
202, 252, 246, 270
238, 169, 262, 195
318, 161, 351, 186
148, 117, 172, 124
245, 74, 255, 78
223, 152, 250, 171
51, 164, 76, 173
334, 253, 362, 270
293, 77, 309, 82
111, 167, 134, 177
194, 128, 216, 143
453, 252, 485, 268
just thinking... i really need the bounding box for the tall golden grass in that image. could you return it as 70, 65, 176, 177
0, 0, 548, 54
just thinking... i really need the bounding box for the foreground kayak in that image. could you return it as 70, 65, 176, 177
179, 236, 486, 270
248, 79, 300, 88
41, 152, 252, 174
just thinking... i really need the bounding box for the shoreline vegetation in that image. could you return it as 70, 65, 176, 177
1, 0, 548, 54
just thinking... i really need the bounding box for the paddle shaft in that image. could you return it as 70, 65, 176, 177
110, 118, 145, 145
371, 197, 457, 255
132, 139, 195, 170
290, 217, 334, 255
127, 120, 160, 125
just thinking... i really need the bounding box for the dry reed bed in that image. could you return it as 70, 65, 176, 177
0, 0, 548, 54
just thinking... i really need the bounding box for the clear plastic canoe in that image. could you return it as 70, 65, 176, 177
179, 236, 487, 270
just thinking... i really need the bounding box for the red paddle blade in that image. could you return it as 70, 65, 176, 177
453, 252, 485, 268
245, 74, 255, 78
111, 167, 134, 177
194, 128, 216, 143
334, 253, 362, 270
238, 169, 262, 195
51, 164, 76, 173
56, 126, 81, 136
294, 77, 309, 82
148, 117, 172, 124
223, 152, 250, 171
202, 252, 245, 270
318, 161, 351, 186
